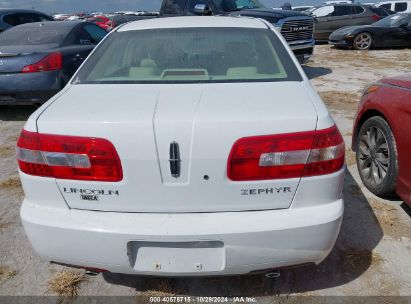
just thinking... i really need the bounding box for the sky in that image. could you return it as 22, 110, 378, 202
0, 0, 360, 14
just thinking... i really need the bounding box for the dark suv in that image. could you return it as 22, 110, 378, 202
309, 4, 393, 41
0, 9, 53, 32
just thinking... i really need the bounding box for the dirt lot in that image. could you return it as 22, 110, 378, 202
0, 45, 410, 300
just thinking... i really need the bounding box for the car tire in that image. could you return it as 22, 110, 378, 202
356, 116, 398, 197
353, 32, 373, 50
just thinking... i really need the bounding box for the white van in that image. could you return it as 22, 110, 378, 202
374, 1, 411, 12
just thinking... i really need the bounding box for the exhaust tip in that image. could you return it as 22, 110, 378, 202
85, 270, 100, 276
265, 271, 281, 279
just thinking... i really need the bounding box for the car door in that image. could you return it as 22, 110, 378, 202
392, 17, 411, 46
382, 15, 411, 46
327, 5, 356, 31
312, 5, 336, 40
385, 83, 411, 204
405, 19, 411, 46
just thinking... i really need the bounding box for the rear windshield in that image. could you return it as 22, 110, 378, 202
210, 0, 265, 12
74, 27, 302, 84
0, 27, 67, 46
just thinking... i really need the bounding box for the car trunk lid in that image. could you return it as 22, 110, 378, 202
0, 45, 56, 73
37, 82, 318, 213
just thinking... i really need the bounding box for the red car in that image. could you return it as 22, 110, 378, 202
87, 15, 111, 31
352, 74, 411, 207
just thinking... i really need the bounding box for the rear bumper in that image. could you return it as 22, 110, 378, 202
21, 198, 343, 276
0, 71, 61, 105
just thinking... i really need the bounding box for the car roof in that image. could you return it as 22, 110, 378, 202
0, 8, 49, 15
118, 16, 268, 32
329, 3, 367, 5
12, 21, 83, 30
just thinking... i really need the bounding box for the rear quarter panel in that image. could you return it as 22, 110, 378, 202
382, 86, 411, 205
351, 9, 373, 26
355, 85, 411, 205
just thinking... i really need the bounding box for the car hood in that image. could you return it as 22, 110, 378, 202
381, 74, 411, 89
232, 8, 311, 23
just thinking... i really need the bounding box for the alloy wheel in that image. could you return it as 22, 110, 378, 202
354, 33, 372, 50
358, 126, 390, 186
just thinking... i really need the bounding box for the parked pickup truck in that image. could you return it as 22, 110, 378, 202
113, 0, 315, 63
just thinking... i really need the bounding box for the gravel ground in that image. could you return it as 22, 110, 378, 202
0, 45, 410, 300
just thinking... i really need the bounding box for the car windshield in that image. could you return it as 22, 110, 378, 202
210, 0, 265, 12
372, 13, 410, 27
74, 27, 302, 84
0, 27, 67, 46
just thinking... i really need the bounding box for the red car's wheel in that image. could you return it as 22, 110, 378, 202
356, 116, 398, 197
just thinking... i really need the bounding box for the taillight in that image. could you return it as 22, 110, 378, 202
371, 14, 381, 21
22, 52, 62, 73
16, 130, 123, 182
227, 125, 345, 181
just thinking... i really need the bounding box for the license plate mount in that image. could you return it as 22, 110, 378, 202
127, 241, 226, 273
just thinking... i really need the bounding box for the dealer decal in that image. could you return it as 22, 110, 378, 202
63, 188, 119, 201
80, 195, 99, 201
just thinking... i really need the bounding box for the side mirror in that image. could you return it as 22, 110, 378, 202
193, 3, 210, 15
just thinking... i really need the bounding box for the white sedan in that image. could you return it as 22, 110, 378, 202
18, 16, 345, 276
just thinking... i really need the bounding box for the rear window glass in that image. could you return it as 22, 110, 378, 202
353, 6, 365, 14
0, 27, 66, 45
311, 6, 335, 17
369, 6, 391, 16
74, 27, 302, 84
395, 2, 408, 11
3, 13, 53, 26
162, 0, 187, 14
379, 3, 392, 9
332, 5, 353, 16
84, 24, 107, 43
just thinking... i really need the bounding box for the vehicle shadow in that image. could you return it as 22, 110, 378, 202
0, 105, 37, 122
401, 203, 411, 218
102, 170, 384, 296
303, 66, 333, 80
